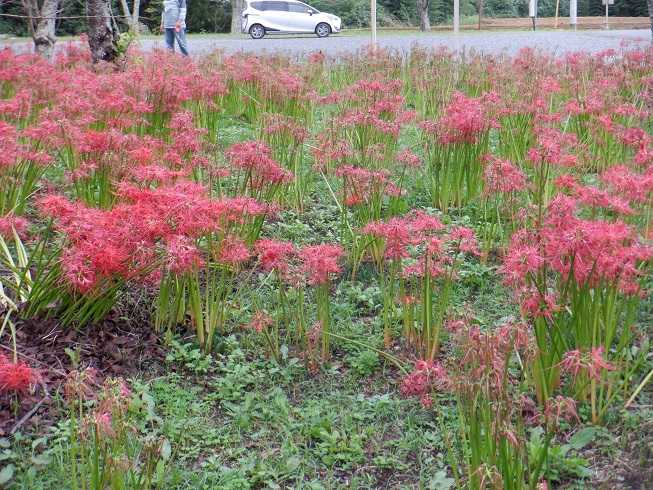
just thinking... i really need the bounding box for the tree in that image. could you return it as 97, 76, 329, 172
477, 0, 483, 29
86, 0, 120, 63
231, 0, 245, 33
118, 0, 141, 33
416, 0, 430, 31
21, 0, 61, 58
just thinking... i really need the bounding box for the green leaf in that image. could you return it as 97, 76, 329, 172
429, 470, 455, 489
285, 455, 300, 472
0, 439, 9, 449
30, 454, 51, 466
160, 439, 172, 461
0, 464, 15, 485
568, 427, 598, 451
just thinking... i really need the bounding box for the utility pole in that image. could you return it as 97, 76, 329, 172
529, 0, 537, 31
603, 0, 614, 30
453, 0, 459, 34
371, 0, 377, 46
570, 0, 577, 31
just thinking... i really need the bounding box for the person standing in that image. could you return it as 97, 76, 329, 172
161, 0, 189, 56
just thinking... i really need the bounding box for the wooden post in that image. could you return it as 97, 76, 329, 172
371, 0, 377, 45
554, 0, 560, 29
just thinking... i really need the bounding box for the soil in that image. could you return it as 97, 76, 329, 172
0, 311, 166, 436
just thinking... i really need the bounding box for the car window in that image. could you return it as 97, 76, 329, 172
262, 1, 288, 11
250, 1, 265, 9
298, 2, 318, 12
288, 2, 311, 13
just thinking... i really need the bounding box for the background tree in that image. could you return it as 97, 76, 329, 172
86, 0, 120, 62
416, 0, 430, 30
230, 0, 244, 32
118, 0, 140, 32
20, 0, 61, 58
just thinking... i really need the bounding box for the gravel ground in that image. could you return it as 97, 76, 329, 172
142, 29, 651, 57
2, 29, 651, 58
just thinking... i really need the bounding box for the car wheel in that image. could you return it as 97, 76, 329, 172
315, 22, 331, 38
249, 24, 265, 39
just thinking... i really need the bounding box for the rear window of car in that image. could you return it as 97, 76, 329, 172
250, 1, 265, 9
288, 2, 308, 12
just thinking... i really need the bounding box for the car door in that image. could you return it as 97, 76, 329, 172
260, 1, 289, 31
285, 2, 315, 32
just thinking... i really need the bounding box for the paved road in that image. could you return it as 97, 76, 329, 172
3, 29, 651, 58
142, 29, 651, 57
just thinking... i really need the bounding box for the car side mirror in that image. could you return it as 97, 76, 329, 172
307, 9, 314, 15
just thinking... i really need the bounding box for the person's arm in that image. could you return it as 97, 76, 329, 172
176, 0, 187, 30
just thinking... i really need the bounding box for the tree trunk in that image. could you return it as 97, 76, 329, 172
417, 0, 430, 32
34, 0, 60, 58
231, 0, 245, 33
477, 0, 484, 30
131, 0, 140, 33
86, 0, 120, 63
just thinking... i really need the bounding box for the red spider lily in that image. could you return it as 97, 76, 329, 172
246, 311, 273, 333
483, 155, 528, 195
560, 347, 616, 382
0, 354, 36, 394
601, 165, 653, 205
299, 244, 344, 286
395, 148, 421, 168
217, 235, 250, 266
0, 215, 28, 238
336, 165, 401, 208
420, 91, 495, 145
362, 211, 444, 262
400, 359, 450, 400
262, 113, 308, 143
543, 396, 579, 426
311, 131, 352, 172
527, 126, 578, 167
254, 238, 296, 274
503, 196, 652, 295
225, 140, 293, 187
165, 235, 204, 274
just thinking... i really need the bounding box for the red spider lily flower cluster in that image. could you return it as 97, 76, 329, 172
526, 126, 578, 167
39, 182, 268, 292
503, 196, 652, 304
400, 360, 450, 408
421, 92, 496, 144
483, 155, 528, 195
225, 140, 293, 188
0, 215, 29, 238
254, 239, 344, 287
0, 354, 37, 394
298, 244, 344, 286
559, 347, 616, 381
336, 165, 401, 207
362, 211, 444, 261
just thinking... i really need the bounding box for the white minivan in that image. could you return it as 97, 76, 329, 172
241, 0, 342, 39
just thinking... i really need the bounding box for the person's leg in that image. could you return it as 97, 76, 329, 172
164, 28, 175, 52
175, 28, 189, 56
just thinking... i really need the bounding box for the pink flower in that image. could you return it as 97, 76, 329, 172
0, 215, 29, 238
299, 243, 344, 285
0, 355, 36, 394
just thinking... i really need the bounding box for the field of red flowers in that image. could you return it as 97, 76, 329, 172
0, 43, 652, 489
